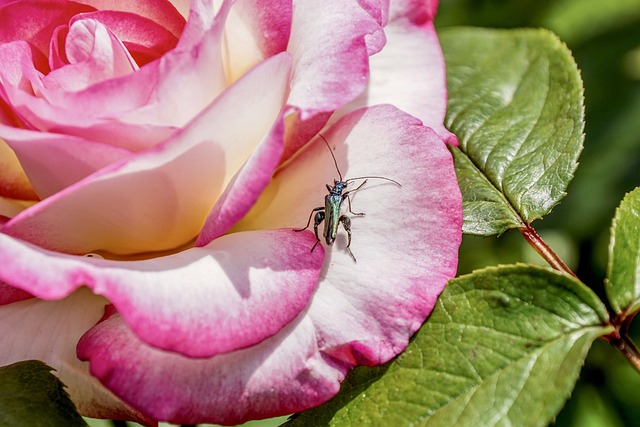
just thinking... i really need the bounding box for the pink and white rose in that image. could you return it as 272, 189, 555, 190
0, 0, 461, 424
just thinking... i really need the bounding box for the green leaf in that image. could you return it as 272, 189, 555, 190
441, 28, 584, 236
0, 360, 87, 427
286, 265, 610, 427
606, 187, 640, 315
449, 146, 521, 235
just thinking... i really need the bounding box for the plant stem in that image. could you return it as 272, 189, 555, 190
519, 225, 640, 372
603, 319, 640, 374
520, 224, 578, 278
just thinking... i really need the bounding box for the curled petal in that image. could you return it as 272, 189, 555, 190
287, 0, 383, 117
0, 229, 324, 358
232, 0, 291, 57
0, 138, 37, 200
78, 310, 345, 425
0, 40, 178, 151
195, 113, 285, 246
0, 126, 132, 198
41, 18, 139, 93
282, 0, 384, 160
0, 289, 152, 425
118, 0, 233, 128
222, 0, 291, 82
68, 10, 181, 66
3, 53, 292, 255
0, 0, 95, 55
339, 0, 457, 144
0, 1, 228, 151
73, 0, 186, 38
0, 280, 32, 305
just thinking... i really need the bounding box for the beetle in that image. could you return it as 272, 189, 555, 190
294, 134, 401, 262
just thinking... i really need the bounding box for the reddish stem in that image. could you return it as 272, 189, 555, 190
603, 314, 640, 374
520, 224, 578, 278
519, 225, 640, 371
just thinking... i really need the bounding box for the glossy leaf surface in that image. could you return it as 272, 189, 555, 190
0, 360, 86, 427
442, 28, 584, 235
288, 265, 610, 427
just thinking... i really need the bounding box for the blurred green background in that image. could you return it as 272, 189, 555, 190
437, 0, 640, 426
88, 1, 640, 426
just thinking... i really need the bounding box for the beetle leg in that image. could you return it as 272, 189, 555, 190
294, 207, 324, 232
311, 211, 325, 253
340, 215, 356, 263
346, 179, 368, 194
346, 195, 365, 216
343, 179, 367, 216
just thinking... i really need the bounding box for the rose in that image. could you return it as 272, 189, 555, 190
0, 0, 461, 423
0, 0, 461, 425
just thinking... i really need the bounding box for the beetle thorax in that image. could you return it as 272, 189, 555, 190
331, 180, 348, 195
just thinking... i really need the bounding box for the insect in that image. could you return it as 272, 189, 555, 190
294, 134, 401, 262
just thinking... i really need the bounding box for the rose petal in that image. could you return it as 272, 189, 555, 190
195, 113, 285, 246
69, 10, 181, 66
233, 0, 291, 57
390, 0, 438, 22
281, 0, 385, 160
74, 0, 186, 38
0, 138, 37, 200
121, 0, 231, 127
221, 0, 291, 82
337, 0, 458, 144
237, 104, 462, 365
287, 0, 383, 117
73, 0, 232, 130
0, 280, 32, 305
0, 126, 132, 198
0, 40, 177, 151
42, 18, 139, 93
48, 24, 69, 70
0, 0, 95, 55
0, 229, 324, 358
352, 0, 388, 55
43, 16, 141, 93
0, 288, 152, 424
1, 1, 229, 150
0, 40, 48, 98
78, 309, 345, 425
281, 108, 331, 162
3, 52, 292, 255
0, 196, 35, 222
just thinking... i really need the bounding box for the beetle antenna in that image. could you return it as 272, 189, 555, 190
318, 134, 343, 181
346, 176, 402, 187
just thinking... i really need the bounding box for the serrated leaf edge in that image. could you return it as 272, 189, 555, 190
605, 187, 640, 316
443, 27, 585, 234
450, 145, 526, 235
406, 326, 607, 427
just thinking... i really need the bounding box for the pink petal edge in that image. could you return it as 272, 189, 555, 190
0, 228, 324, 358
77, 308, 345, 425
195, 113, 285, 246
335, 0, 457, 145
281, 0, 386, 161
0, 288, 154, 425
